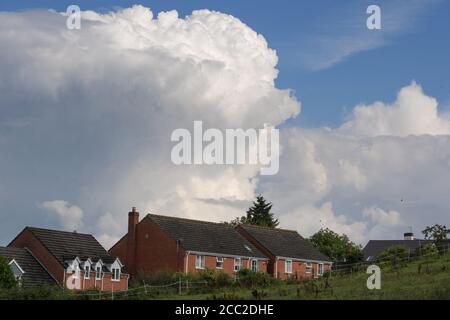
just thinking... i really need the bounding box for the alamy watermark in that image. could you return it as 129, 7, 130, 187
171, 121, 279, 175
66, 5, 81, 30
366, 265, 381, 290
367, 5, 382, 30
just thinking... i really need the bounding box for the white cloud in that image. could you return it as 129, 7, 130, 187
293, 0, 443, 70
339, 82, 450, 137
363, 206, 402, 226
39, 200, 84, 231
1, 6, 449, 249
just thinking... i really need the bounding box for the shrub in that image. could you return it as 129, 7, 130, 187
0, 256, 17, 290
377, 245, 409, 268
236, 269, 272, 288
421, 243, 439, 257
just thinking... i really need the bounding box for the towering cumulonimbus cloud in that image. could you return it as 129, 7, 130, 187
0, 6, 449, 248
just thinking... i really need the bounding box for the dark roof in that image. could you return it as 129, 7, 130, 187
146, 214, 267, 259
363, 239, 433, 260
239, 225, 330, 262
0, 247, 56, 288
21, 227, 113, 265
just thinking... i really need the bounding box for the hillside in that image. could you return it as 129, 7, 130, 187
178, 252, 450, 300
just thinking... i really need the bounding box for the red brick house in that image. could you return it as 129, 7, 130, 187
109, 208, 268, 276
8, 227, 129, 291
236, 225, 332, 280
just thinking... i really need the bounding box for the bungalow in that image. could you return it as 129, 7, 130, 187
236, 224, 332, 280
0, 246, 56, 288
8, 227, 129, 291
109, 208, 269, 276
363, 232, 433, 261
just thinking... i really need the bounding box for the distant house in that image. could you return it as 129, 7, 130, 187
236, 225, 332, 280
0, 246, 56, 288
109, 208, 269, 276
363, 232, 433, 261
8, 227, 129, 291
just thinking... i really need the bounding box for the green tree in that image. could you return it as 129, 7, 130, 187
226, 196, 279, 228
245, 196, 279, 228
0, 256, 17, 290
377, 245, 409, 268
422, 224, 449, 242
309, 228, 363, 263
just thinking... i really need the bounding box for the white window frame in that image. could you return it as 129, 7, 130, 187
318, 263, 324, 276
72, 265, 79, 279
84, 265, 90, 279
111, 268, 121, 282
95, 266, 102, 280
234, 258, 241, 272
251, 259, 259, 272
216, 256, 224, 269
195, 255, 205, 270
306, 262, 312, 274
285, 259, 293, 274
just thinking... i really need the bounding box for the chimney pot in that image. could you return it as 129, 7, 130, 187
404, 232, 414, 240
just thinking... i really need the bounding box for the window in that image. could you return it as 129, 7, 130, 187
195, 255, 205, 269
216, 257, 224, 269
318, 263, 324, 276
112, 268, 120, 281
251, 259, 259, 272
306, 262, 312, 274
71, 264, 79, 279
285, 260, 293, 274
95, 266, 102, 280
84, 265, 90, 279
234, 258, 241, 272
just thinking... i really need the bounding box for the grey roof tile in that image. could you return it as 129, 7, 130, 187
147, 214, 267, 259
240, 225, 330, 262
0, 246, 56, 288
362, 239, 433, 260
25, 227, 117, 265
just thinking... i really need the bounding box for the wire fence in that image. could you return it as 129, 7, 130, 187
330, 242, 450, 275
62, 243, 450, 299
65, 280, 209, 299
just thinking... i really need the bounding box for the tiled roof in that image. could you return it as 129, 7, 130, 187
24, 227, 115, 265
239, 225, 330, 262
362, 239, 433, 260
147, 214, 267, 259
0, 246, 56, 288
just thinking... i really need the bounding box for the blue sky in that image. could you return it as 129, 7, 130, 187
1, 0, 449, 128
1, 1, 449, 247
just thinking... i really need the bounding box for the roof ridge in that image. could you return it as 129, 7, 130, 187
146, 213, 234, 228
27, 226, 94, 237
242, 224, 298, 233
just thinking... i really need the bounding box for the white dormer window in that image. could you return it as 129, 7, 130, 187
112, 268, 120, 281
8, 259, 25, 284
72, 264, 79, 279
95, 265, 102, 280
84, 265, 90, 279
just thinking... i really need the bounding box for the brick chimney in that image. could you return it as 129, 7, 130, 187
126, 207, 139, 274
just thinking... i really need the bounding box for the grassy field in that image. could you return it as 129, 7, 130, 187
170, 252, 450, 300
1, 252, 449, 300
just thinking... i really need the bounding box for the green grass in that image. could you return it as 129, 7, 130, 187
1, 253, 449, 300
174, 252, 450, 300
